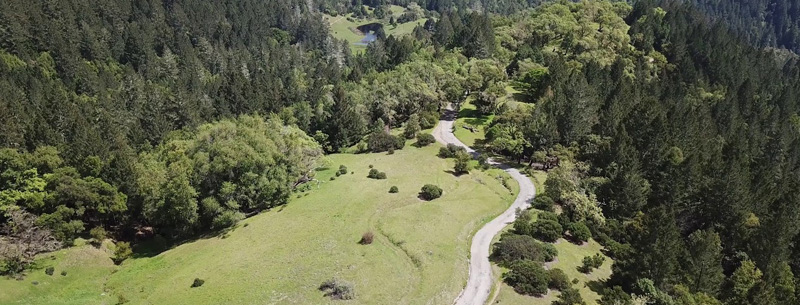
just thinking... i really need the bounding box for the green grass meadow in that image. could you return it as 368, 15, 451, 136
0, 140, 516, 305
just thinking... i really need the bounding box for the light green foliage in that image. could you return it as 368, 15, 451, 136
135, 115, 323, 236
113, 242, 132, 265
728, 260, 762, 305
453, 150, 473, 174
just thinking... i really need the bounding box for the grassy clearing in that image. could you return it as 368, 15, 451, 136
454, 99, 493, 148
1, 139, 516, 305
324, 6, 427, 53
491, 236, 612, 305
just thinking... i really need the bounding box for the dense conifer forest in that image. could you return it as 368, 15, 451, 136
1, 0, 800, 304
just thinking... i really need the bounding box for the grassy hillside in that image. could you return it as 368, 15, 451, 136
0, 139, 516, 305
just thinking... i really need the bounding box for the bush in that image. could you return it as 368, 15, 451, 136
319, 278, 355, 300
337, 165, 348, 176
536, 211, 559, 222
367, 168, 386, 179
541, 242, 558, 262
477, 154, 490, 170
491, 234, 546, 265
415, 133, 435, 147
368, 131, 404, 153
568, 222, 591, 243
532, 195, 555, 211
579, 254, 605, 273
191, 278, 205, 288
454, 151, 472, 174
419, 184, 443, 200
438, 143, 466, 158
60, 270, 67, 276
403, 114, 420, 139
548, 268, 570, 290
553, 287, 586, 305
45, 266, 54, 276
89, 226, 107, 246
330, 176, 336, 180
359, 231, 374, 245
389, 186, 399, 193
532, 219, 563, 242
113, 242, 133, 265
503, 260, 550, 296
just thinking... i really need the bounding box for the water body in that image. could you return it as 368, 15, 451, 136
353, 23, 383, 46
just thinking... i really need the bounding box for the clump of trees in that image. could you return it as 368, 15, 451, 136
503, 260, 550, 296
438, 144, 467, 158
415, 134, 435, 147
578, 254, 605, 273
368, 169, 387, 180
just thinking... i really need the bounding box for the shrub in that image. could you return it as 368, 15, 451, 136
415, 133, 435, 147
532, 195, 555, 211
579, 254, 605, 273
536, 211, 559, 222
548, 268, 570, 290
438, 143, 466, 158
89, 226, 107, 246
532, 219, 563, 242
553, 287, 586, 305
376, 172, 387, 179
359, 231, 374, 245
191, 278, 205, 288
368, 131, 404, 152
453, 151, 472, 174
389, 186, 399, 193
503, 260, 550, 296
569, 222, 591, 243
367, 169, 386, 179
541, 242, 558, 262
60, 270, 67, 276
491, 234, 546, 266
319, 278, 355, 300
330, 176, 336, 180
369, 164, 373, 168
337, 165, 347, 176
45, 266, 54, 276
420, 184, 443, 200
211, 210, 244, 230
477, 154, 490, 169
113, 242, 133, 265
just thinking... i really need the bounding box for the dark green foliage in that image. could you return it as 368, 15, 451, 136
403, 114, 421, 139
367, 169, 387, 180
367, 130, 404, 153
389, 186, 399, 193
568, 222, 591, 243
419, 184, 443, 200
113, 242, 132, 265
415, 133, 435, 147
191, 278, 205, 288
541, 242, 558, 262
319, 278, 355, 300
548, 268, 570, 290
532, 195, 555, 211
337, 165, 348, 176
599, 286, 632, 305
532, 219, 563, 242
579, 254, 605, 273
60, 271, 67, 276
45, 266, 54, 276
491, 234, 548, 266
504, 260, 550, 296
553, 287, 586, 305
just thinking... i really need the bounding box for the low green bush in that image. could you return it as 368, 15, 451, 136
548, 268, 570, 290
420, 184, 443, 200
389, 186, 399, 193
113, 242, 133, 265
415, 133, 435, 146
191, 278, 205, 288
45, 266, 54, 276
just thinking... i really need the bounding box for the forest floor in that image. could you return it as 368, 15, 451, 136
0, 138, 518, 305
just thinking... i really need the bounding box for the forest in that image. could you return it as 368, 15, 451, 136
1, 0, 800, 304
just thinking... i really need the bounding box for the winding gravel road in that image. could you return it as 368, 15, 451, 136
433, 104, 536, 305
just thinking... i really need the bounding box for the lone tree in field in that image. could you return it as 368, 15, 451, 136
454, 151, 472, 175
420, 184, 443, 200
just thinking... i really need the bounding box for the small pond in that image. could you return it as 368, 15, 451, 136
353, 23, 383, 46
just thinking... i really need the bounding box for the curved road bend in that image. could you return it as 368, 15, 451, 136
433, 104, 536, 305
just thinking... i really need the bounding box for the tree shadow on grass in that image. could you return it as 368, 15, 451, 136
586, 279, 607, 294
